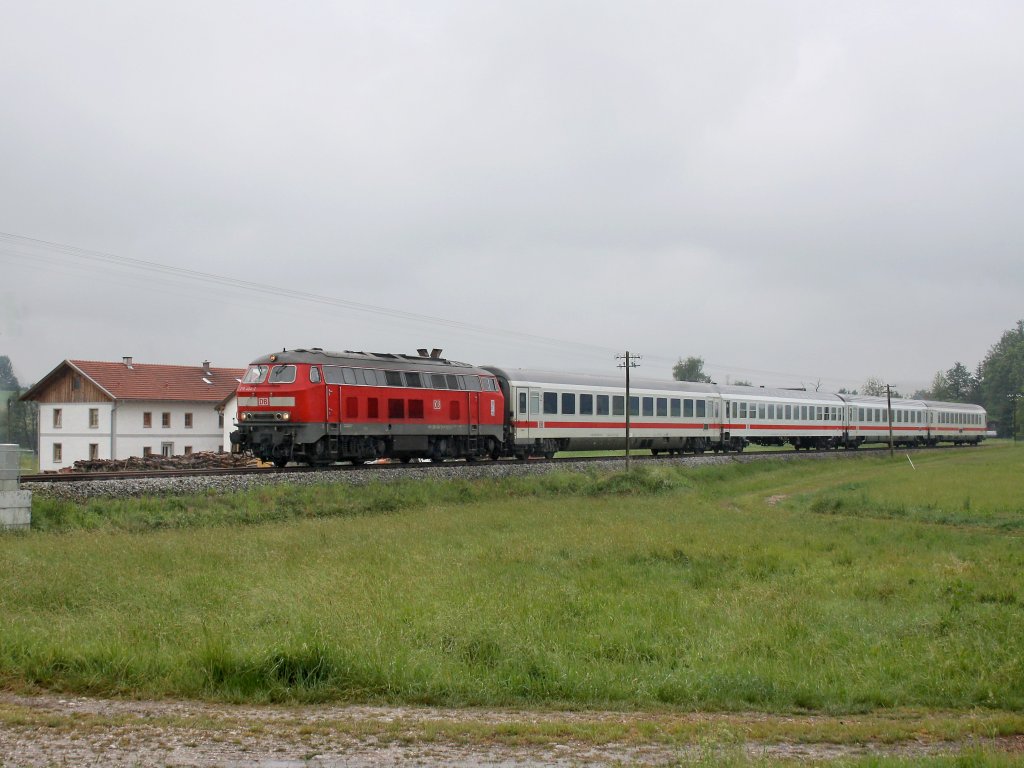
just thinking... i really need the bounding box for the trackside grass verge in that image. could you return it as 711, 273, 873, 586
2, 444, 1023, 717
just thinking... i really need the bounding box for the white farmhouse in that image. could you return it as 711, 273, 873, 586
21, 357, 244, 472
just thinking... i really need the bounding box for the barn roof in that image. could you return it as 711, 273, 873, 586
21, 359, 245, 403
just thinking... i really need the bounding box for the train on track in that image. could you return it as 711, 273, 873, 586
230, 348, 988, 466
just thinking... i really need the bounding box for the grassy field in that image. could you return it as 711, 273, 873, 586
2, 445, 1023, 725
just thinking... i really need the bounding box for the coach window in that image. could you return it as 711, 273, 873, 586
562, 393, 576, 415
342, 368, 357, 385
543, 392, 558, 414
597, 395, 610, 416
530, 393, 540, 415
269, 365, 296, 384
785, 405, 792, 420
767, 404, 775, 420
309, 367, 321, 383
613, 396, 625, 416
629, 396, 640, 416
818, 407, 824, 421
519, 392, 528, 414
656, 398, 667, 417
406, 372, 423, 388
696, 400, 706, 418
684, 399, 694, 418
670, 398, 681, 418
640, 397, 652, 417
580, 394, 594, 415
758, 404, 765, 420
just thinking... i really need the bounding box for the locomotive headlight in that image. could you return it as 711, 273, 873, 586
238, 412, 248, 421
280, 412, 291, 421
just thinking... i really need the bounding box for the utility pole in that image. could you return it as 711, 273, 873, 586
886, 384, 894, 459
616, 352, 641, 471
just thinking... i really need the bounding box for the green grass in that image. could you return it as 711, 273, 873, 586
2, 444, 1023, 715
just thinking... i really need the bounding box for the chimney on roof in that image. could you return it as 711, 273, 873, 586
123, 356, 133, 368
202, 360, 212, 375
430, 348, 443, 359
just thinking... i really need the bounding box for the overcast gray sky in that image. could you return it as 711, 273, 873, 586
2, 1, 1022, 392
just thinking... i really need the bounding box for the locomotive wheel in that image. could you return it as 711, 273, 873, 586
273, 457, 288, 468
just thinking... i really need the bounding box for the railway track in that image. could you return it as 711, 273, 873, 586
18, 443, 949, 484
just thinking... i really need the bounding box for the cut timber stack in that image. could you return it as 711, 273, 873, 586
59, 451, 261, 473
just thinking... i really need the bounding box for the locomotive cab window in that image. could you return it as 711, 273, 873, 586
243, 365, 269, 384
268, 365, 297, 384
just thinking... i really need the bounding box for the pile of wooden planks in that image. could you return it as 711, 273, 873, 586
62, 451, 261, 473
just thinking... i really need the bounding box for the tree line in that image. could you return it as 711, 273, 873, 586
672, 319, 1024, 436
0, 355, 38, 449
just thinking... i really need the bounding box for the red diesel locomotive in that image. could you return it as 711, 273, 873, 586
231, 348, 505, 466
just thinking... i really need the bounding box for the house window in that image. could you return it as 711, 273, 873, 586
53, 443, 63, 463
89, 408, 99, 428
184, 412, 193, 428
161, 442, 174, 457
184, 446, 193, 455
162, 412, 171, 428
53, 408, 62, 428
89, 443, 99, 460
218, 412, 224, 428
143, 446, 152, 457
143, 412, 152, 428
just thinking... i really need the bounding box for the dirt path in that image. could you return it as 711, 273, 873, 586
1, 692, 1022, 766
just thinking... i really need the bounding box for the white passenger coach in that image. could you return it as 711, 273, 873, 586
483, 367, 987, 458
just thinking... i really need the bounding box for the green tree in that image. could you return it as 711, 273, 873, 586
0, 355, 18, 390
979, 320, 1024, 436
672, 356, 712, 383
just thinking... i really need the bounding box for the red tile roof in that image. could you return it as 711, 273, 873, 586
66, 360, 245, 402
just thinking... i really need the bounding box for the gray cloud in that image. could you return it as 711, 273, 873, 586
2, 0, 1022, 393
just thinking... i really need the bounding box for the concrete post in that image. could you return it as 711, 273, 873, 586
0, 444, 31, 530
